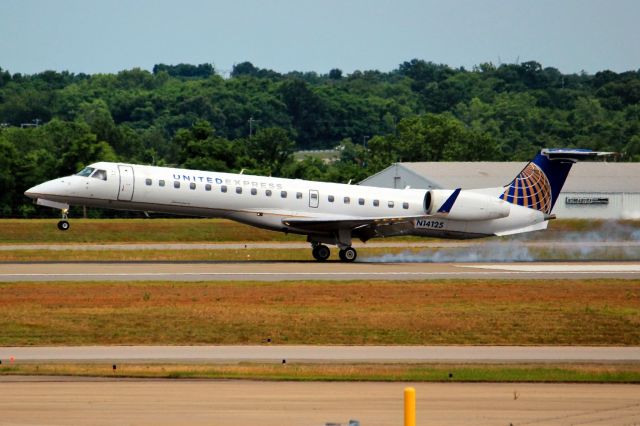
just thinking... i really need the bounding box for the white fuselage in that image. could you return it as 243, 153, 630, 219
25, 162, 549, 243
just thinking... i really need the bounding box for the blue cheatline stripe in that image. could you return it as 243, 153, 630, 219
437, 188, 461, 213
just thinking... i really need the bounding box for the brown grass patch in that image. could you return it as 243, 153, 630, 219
0, 279, 639, 346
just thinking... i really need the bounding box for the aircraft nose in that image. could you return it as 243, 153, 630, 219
24, 184, 41, 199
24, 181, 57, 199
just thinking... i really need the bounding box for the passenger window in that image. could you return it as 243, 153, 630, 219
76, 167, 95, 177
205, 184, 212, 191
388, 201, 395, 208
328, 195, 334, 202
296, 192, 303, 199
145, 178, 152, 186
358, 198, 364, 205
281, 191, 287, 198
174, 181, 180, 189
92, 170, 107, 181
373, 200, 379, 207
221, 185, 227, 193
403, 202, 409, 209
190, 182, 196, 190
159, 180, 165, 187
236, 186, 242, 194
265, 189, 272, 196
251, 188, 257, 195
344, 196, 350, 204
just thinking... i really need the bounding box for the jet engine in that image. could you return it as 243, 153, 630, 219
424, 189, 511, 221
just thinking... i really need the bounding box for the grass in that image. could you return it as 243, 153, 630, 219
293, 149, 340, 162
0, 248, 313, 262
1, 363, 639, 383
1, 279, 639, 346
1, 218, 638, 244
0, 218, 306, 244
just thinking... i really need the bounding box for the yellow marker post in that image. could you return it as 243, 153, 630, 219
404, 387, 416, 426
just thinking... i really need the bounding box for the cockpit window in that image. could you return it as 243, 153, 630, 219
91, 169, 107, 181
76, 167, 95, 177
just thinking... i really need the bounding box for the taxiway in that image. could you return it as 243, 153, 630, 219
2, 345, 639, 364
1, 379, 638, 426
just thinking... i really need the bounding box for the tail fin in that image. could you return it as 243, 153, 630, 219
499, 148, 615, 214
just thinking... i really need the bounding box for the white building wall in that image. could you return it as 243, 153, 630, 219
622, 194, 640, 219
553, 193, 623, 219
551, 193, 640, 219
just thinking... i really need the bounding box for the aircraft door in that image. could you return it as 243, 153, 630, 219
309, 189, 319, 208
117, 165, 135, 201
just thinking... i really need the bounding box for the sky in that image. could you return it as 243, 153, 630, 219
1, 0, 639, 76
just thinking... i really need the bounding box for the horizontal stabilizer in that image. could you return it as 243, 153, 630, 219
541, 148, 617, 161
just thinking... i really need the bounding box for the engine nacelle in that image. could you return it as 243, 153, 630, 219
424, 189, 511, 221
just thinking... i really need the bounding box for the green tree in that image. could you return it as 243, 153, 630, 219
0, 136, 18, 216
247, 127, 295, 176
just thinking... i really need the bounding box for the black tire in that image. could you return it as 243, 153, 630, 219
312, 246, 321, 260
57, 220, 70, 231
339, 247, 357, 262
313, 244, 330, 261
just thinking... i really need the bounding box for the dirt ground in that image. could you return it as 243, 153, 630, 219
1, 378, 639, 426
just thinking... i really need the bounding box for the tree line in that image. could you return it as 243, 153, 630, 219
0, 60, 639, 217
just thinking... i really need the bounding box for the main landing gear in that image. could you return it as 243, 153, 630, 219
338, 247, 357, 262
57, 209, 70, 231
311, 244, 331, 261
311, 244, 357, 262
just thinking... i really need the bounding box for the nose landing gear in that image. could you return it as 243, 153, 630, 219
57, 209, 70, 231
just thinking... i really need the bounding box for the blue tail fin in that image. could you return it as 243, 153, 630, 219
499, 149, 613, 214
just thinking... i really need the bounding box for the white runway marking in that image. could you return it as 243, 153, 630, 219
1, 270, 640, 280
467, 264, 640, 272
1, 262, 638, 281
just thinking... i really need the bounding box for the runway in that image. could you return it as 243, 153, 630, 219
3, 345, 639, 363
3, 240, 640, 250
0, 261, 638, 281
1, 379, 639, 426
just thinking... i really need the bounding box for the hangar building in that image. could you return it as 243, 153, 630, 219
360, 162, 640, 219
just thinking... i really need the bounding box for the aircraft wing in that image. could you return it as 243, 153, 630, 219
281, 215, 426, 232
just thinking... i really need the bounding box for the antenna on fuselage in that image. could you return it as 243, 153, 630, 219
240, 169, 246, 175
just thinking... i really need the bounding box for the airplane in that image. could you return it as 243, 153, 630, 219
24, 148, 612, 262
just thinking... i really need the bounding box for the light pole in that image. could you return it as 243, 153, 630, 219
248, 116, 259, 137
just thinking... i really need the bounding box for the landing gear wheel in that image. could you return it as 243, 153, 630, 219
312, 244, 331, 261
338, 247, 357, 262
57, 220, 70, 231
